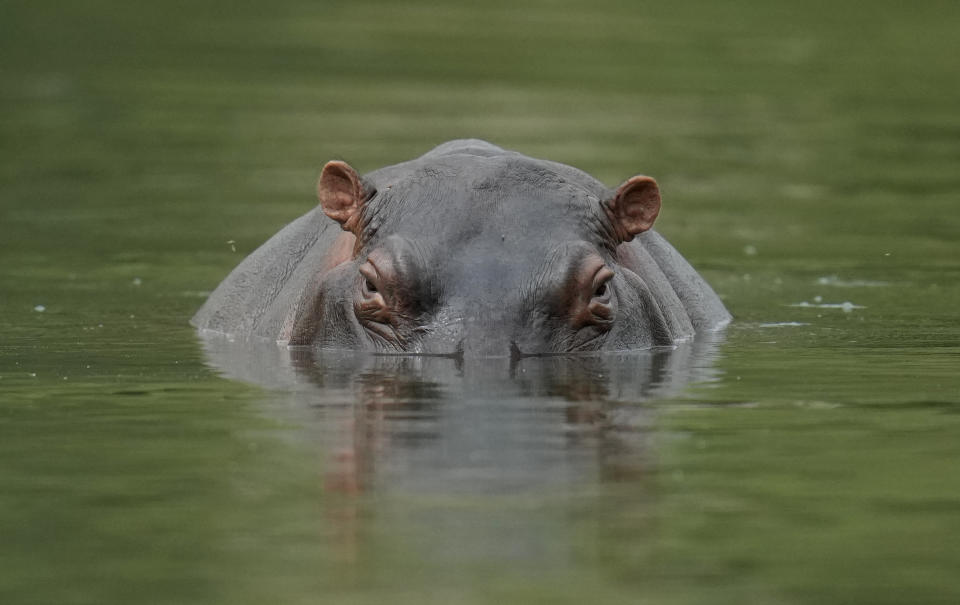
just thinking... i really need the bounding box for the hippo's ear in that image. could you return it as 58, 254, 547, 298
602, 176, 661, 243
318, 160, 367, 231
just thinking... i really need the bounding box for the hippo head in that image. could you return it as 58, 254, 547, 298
193, 140, 729, 357
291, 144, 673, 357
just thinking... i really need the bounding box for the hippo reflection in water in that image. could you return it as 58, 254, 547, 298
192, 140, 730, 356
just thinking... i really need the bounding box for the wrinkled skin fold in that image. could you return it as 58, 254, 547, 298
192, 140, 730, 357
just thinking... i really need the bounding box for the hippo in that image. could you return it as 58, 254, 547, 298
192, 140, 730, 357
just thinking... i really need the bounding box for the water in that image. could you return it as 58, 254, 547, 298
2, 1, 960, 603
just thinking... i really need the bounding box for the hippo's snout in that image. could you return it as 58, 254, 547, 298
416, 302, 521, 358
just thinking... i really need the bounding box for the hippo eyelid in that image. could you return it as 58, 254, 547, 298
359, 259, 378, 280
591, 265, 615, 301
584, 264, 616, 327
358, 261, 381, 293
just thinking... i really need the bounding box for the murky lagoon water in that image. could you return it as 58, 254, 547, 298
2, 1, 959, 603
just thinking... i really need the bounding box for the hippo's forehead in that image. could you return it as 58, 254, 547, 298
364, 155, 609, 256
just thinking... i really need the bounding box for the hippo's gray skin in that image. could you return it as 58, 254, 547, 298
192, 140, 730, 357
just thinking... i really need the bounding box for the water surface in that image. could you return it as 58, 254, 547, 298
2, 1, 959, 603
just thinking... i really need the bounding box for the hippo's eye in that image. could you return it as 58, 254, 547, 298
590, 267, 614, 305
356, 262, 392, 330
563, 256, 616, 337
358, 262, 382, 299
582, 265, 614, 328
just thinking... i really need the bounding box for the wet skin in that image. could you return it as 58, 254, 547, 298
192, 140, 730, 357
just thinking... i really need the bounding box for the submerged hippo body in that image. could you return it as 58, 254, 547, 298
192, 140, 730, 356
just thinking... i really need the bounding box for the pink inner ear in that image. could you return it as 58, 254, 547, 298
318, 161, 363, 225
613, 175, 661, 238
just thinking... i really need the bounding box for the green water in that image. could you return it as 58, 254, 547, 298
2, 1, 959, 603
